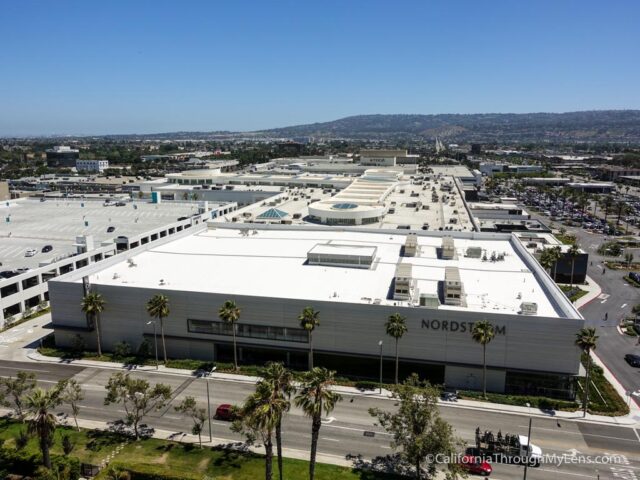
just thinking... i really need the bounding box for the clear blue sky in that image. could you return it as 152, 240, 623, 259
1, 0, 639, 136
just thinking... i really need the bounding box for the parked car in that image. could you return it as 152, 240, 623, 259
624, 354, 640, 367
215, 404, 239, 421
42, 245, 53, 253
107, 226, 116, 233
25, 249, 37, 257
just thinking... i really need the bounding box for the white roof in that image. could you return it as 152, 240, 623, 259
308, 243, 376, 258
84, 227, 562, 318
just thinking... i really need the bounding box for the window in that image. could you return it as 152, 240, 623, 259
188, 319, 307, 343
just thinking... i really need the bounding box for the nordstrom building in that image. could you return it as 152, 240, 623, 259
49, 224, 584, 399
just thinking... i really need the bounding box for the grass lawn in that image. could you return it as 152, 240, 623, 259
0, 417, 127, 465
101, 438, 401, 480
0, 418, 401, 480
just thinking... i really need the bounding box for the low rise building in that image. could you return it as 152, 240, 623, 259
76, 159, 109, 172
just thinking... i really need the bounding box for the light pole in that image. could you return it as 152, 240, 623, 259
206, 366, 217, 442
378, 340, 383, 394
146, 320, 158, 370
523, 402, 532, 480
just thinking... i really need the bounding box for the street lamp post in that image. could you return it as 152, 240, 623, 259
378, 340, 383, 394
146, 320, 158, 370
206, 366, 217, 442
523, 402, 532, 480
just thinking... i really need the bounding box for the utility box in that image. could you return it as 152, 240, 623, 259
442, 236, 455, 260
393, 263, 413, 301
444, 266, 463, 306
404, 233, 419, 257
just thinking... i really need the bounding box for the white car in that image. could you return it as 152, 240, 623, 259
25, 249, 37, 257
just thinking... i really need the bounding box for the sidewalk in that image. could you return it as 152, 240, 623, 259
573, 274, 602, 309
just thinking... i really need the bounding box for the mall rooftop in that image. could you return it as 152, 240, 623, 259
73, 224, 581, 320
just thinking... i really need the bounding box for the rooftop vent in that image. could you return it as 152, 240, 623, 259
465, 246, 482, 258
520, 302, 538, 315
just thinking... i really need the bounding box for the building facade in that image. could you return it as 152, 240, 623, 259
76, 159, 109, 172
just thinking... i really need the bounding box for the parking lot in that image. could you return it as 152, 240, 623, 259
0, 198, 204, 272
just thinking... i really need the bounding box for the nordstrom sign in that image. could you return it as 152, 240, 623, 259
421, 319, 506, 335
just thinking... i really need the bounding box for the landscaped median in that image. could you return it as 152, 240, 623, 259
0, 418, 400, 480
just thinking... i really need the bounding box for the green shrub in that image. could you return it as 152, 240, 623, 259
113, 341, 132, 359
355, 380, 379, 391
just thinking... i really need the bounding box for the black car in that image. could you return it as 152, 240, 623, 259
42, 245, 53, 253
107, 226, 116, 233
625, 354, 640, 367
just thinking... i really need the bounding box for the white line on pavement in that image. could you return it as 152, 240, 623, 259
320, 437, 341, 442
517, 425, 640, 443
0, 366, 50, 373
622, 304, 628, 309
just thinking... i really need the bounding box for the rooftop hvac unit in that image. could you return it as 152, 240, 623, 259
441, 236, 455, 260
404, 233, 419, 257
466, 246, 482, 258
520, 302, 538, 315
444, 266, 463, 306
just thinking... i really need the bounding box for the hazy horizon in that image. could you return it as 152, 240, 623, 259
2, 0, 639, 136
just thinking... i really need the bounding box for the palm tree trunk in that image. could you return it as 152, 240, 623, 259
160, 316, 167, 365
553, 262, 558, 282
199, 432, 202, 449
41, 436, 51, 469
308, 331, 313, 370
415, 458, 421, 479
482, 344, 487, 398
276, 420, 284, 480
265, 433, 273, 480
395, 338, 399, 384
309, 416, 320, 480
232, 324, 238, 371
74, 414, 79, 432
583, 354, 591, 417
95, 314, 102, 357
571, 259, 575, 287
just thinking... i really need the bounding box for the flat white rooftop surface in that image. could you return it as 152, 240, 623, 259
85, 228, 562, 318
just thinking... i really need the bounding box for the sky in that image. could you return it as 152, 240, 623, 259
1, 0, 639, 136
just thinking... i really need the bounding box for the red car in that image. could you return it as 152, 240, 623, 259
460, 455, 492, 476
215, 404, 238, 421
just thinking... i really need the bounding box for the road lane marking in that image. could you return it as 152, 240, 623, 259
622, 304, 628, 309
323, 424, 393, 437
320, 437, 340, 442
634, 429, 640, 443
518, 425, 640, 443
602, 299, 608, 304
0, 366, 51, 373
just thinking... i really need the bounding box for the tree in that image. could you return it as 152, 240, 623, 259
233, 382, 288, 480
369, 374, 463, 479
57, 379, 84, 431
575, 327, 598, 418
61, 434, 75, 455
25, 386, 63, 469
261, 362, 294, 480
298, 307, 320, 370
81, 291, 106, 357
219, 300, 241, 371
549, 246, 563, 281
385, 313, 408, 384
146, 294, 170, 365
294, 367, 342, 480
175, 396, 207, 448
0, 371, 36, 421
471, 321, 495, 398
539, 249, 554, 274
104, 372, 172, 440
567, 244, 581, 287
625, 252, 635, 268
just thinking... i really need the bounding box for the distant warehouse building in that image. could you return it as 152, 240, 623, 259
46, 146, 80, 168
49, 224, 584, 399
76, 159, 109, 173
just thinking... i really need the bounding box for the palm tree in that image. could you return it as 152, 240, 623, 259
294, 367, 342, 480
262, 362, 294, 480
25, 387, 63, 469
471, 321, 495, 399
81, 291, 106, 357
219, 300, 241, 371
385, 313, 407, 384
239, 382, 288, 480
549, 246, 563, 281
146, 294, 170, 365
298, 307, 320, 370
539, 249, 554, 275
568, 244, 581, 287
575, 327, 598, 417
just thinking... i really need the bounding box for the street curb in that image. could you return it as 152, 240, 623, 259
575, 275, 602, 310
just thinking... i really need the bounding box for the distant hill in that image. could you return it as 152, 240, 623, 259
257, 110, 640, 143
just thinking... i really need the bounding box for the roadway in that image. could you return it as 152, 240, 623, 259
1, 360, 639, 479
